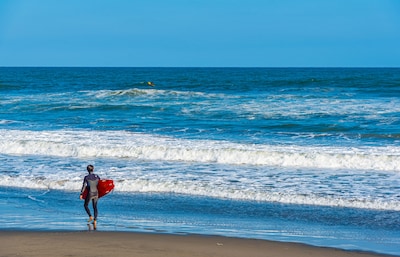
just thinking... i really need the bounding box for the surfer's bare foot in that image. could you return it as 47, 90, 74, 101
93, 220, 97, 230
87, 216, 93, 223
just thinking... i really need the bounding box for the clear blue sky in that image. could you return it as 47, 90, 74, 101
1, 0, 399, 67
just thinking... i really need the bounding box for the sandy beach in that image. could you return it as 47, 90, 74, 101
0, 231, 394, 257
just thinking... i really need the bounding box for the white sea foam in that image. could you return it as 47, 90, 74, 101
84, 88, 229, 99
0, 174, 399, 211
0, 120, 16, 124
1, 129, 399, 211
0, 129, 399, 172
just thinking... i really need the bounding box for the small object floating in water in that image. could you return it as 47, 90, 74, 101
147, 81, 155, 87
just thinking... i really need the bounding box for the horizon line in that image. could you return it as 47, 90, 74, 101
1, 66, 399, 69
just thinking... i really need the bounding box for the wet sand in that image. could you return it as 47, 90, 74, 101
0, 231, 394, 257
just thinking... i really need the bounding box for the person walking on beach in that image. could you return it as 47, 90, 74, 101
80, 164, 100, 229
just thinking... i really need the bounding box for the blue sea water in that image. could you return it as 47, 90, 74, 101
0, 67, 399, 255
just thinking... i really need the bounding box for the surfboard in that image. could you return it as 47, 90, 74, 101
82, 179, 114, 199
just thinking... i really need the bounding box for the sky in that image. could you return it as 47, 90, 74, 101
0, 0, 399, 67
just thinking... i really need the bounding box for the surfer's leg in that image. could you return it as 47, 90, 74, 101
92, 197, 98, 220
84, 196, 92, 219
92, 197, 98, 229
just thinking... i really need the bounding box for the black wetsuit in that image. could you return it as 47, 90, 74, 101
81, 172, 100, 220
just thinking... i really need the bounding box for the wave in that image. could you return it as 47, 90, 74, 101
117, 178, 400, 211
0, 175, 398, 211
0, 129, 399, 172
84, 87, 232, 100
0, 120, 17, 125
4, 87, 400, 125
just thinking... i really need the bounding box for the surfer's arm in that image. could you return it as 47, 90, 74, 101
80, 177, 87, 195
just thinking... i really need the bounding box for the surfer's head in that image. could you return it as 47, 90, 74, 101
87, 165, 94, 173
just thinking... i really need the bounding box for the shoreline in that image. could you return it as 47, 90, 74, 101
0, 230, 396, 257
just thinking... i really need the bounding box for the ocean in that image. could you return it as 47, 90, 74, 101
0, 67, 399, 255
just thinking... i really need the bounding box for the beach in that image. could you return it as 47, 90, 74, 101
0, 231, 394, 257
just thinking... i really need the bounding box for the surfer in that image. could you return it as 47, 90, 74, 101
147, 81, 155, 87
80, 165, 100, 229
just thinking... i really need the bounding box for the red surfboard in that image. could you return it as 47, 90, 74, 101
82, 179, 114, 199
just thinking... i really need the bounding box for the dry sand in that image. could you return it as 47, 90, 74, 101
0, 231, 394, 257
